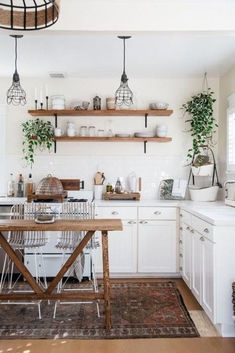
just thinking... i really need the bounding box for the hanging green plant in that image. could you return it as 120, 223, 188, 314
181, 87, 217, 160
22, 118, 54, 166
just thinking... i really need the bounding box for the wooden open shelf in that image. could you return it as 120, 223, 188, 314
54, 136, 172, 142
28, 109, 173, 117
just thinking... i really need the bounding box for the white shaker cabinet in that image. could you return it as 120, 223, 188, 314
94, 206, 138, 274
181, 223, 192, 288
93, 220, 137, 273
138, 220, 176, 273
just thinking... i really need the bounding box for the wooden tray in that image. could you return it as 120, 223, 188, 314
103, 192, 140, 201
27, 191, 67, 203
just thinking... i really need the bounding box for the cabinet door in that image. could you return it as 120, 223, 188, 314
92, 220, 137, 274
191, 230, 201, 303
138, 221, 176, 273
182, 224, 192, 288
201, 236, 214, 322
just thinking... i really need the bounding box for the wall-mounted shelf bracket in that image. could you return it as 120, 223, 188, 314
145, 113, 148, 128
54, 113, 58, 153
144, 141, 147, 154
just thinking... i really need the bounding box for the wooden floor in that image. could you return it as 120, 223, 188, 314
1, 278, 235, 353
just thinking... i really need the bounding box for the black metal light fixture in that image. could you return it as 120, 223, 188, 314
0, 0, 60, 31
115, 36, 133, 107
7, 35, 26, 106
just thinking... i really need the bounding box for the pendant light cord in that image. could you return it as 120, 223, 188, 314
123, 38, 126, 74
15, 36, 18, 73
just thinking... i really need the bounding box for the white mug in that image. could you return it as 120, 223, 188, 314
67, 128, 76, 137
54, 127, 63, 137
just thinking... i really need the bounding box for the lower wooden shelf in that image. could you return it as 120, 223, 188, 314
54, 136, 172, 142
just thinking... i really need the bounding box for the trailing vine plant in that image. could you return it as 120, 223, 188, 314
181, 85, 217, 160
22, 118, 54, 166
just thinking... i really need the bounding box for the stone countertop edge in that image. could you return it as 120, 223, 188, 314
1, 198, 235, 226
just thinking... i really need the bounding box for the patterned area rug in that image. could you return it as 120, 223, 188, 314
0, 281, 199, 339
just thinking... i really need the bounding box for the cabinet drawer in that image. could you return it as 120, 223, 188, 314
180, 210, 192, 225
95, 206, 137, 219
138, 207, 176, 220
191, 215, 214, 241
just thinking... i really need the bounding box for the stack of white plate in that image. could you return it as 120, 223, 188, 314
134, 131, 155, 138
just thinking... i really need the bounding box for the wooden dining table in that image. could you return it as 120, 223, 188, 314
0, 218, 123, 330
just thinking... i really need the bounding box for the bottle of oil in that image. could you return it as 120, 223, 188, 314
25, 173, 34, 197
7, 173, 15, 197
16, 174, 24, 197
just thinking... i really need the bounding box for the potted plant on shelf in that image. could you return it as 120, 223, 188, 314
181, 76, 221, 201
22, 118, 54, 166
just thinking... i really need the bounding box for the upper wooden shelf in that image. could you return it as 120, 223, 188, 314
28, 109, 173, 117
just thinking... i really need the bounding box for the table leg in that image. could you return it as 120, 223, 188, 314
102, 230, 112, 330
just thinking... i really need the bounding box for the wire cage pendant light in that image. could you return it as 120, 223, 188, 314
7, 35, 26, 106
0, 0, 60, 31
115, 36, 133, 107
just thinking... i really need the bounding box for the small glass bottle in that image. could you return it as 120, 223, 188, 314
17, 174, 24, 198
25, 173, 34, 197
7, 173, 15, 197
88, 126, 96, 137
80, 126, 88, 137
115, 178, 122, 194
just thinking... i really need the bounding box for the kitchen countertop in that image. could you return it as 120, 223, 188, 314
1, 197, 235, 226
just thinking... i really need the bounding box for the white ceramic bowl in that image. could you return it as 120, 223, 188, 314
149, 102, 169, 110
156, 125, 168, 137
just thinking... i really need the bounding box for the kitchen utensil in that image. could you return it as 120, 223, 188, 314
94, 172, 105, 185
134, 131, 155, 138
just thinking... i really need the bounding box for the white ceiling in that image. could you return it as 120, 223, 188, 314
0, 32, 235, 78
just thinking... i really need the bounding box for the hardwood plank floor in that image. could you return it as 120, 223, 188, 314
1, 278, 235, 353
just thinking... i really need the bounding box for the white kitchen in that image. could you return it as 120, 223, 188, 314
1, 1, 235, 353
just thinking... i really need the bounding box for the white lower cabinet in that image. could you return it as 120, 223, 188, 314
181, 224, 191, 287
180, 212, 215, 323
138, 220, 176, 273
93, 220, 137, 273
191, 230, 201, 303
94, 205, 178, 275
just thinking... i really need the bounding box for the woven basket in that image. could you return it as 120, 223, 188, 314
36, 175, 64, 195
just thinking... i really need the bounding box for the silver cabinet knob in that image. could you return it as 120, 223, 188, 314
200, 236, 205, 242
179, 253, 183, 258
186, 226, 190, 230
111, 211, 119, 215
203, 228, 209, 233
154, 211, 162, 215
128, 221, 136, 225
179, 240, 183, 244
179, 226, 183, 230
139, 220, 148, 224
190, 229, 194, 233
180, 214, 183, 217
179, 266, 183, 271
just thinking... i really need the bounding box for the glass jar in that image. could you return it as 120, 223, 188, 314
88, 126, 96, 137
97, 129, 105, 137
80, 126, 88, 137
